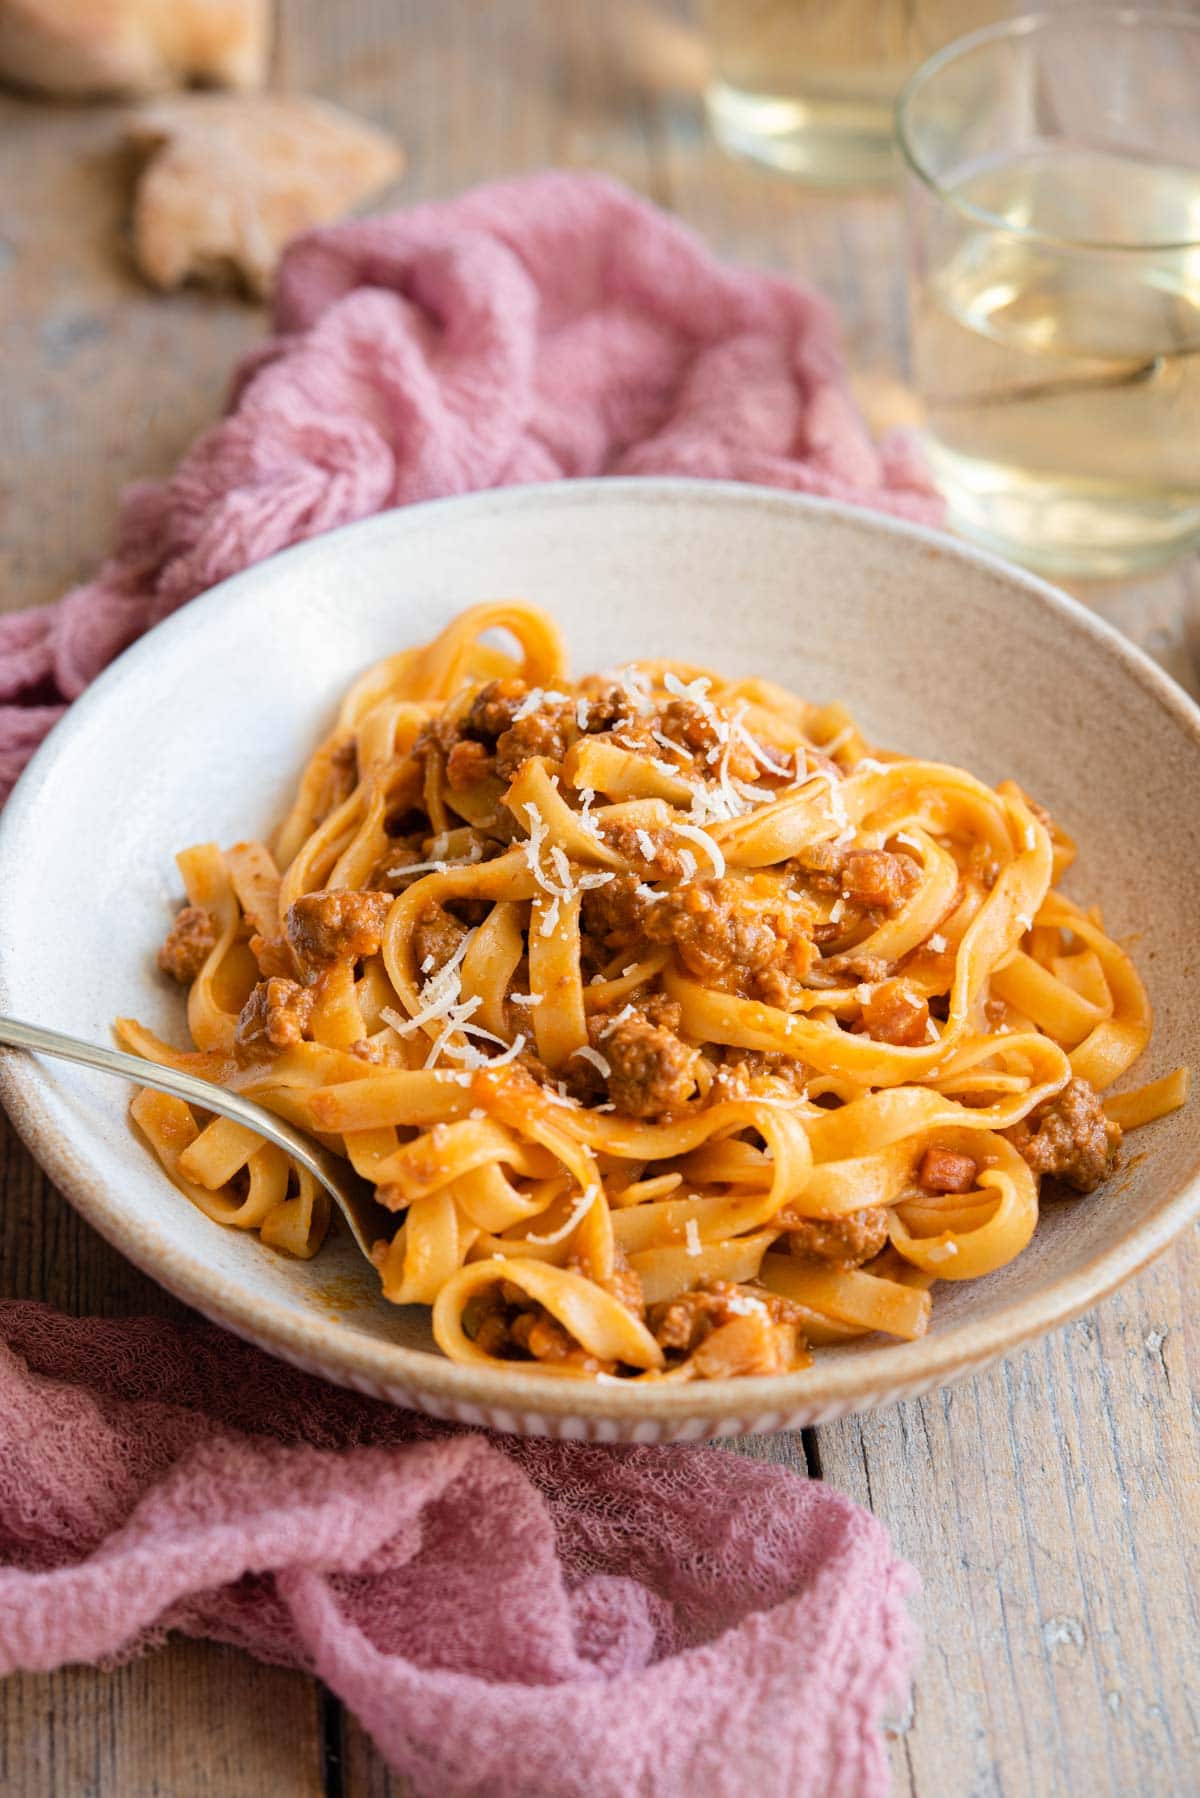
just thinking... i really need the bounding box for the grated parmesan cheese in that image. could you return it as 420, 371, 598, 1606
685, 1218, 701, 1258
635, 828, 658, 862
550, 844, 573, 891
576, 696, 590, 731
650, 729, 689, 761
723, 1292, 767, 1317
522, 800, 613, 939
381, 928, 478, 1038
571, 1044, 612, 1078
664, 670, 717, 710
928, 933, 948, 953
607, 665, 655, 715
673, 820, 725, 878
730, 709, 791, 778
428, 834, 485, 865
510, 991, 543, 1006
511, 687, 571, 722
388, 858, 448, 879
525, 1184, 600, 1244
538, 896, 562, 938
677, 848, 698, 882
484, 1033, 526, 1069
731, 778, 774, 803
599, 1003, 637, 1037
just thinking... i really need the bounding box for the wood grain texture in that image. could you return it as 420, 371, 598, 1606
820, 1229, 1200, 1798
1, 1, 1198, 1794
0, 1641, 323, 1798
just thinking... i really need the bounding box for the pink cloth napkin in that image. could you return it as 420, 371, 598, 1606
0, 173, 929, 1789
0, 1303, 917, 1797
0, 169, 939, 800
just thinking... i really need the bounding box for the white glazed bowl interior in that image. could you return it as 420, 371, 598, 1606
1, 480, 1198, 1441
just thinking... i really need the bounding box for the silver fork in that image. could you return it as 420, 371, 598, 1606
0, 1017, 392, 1258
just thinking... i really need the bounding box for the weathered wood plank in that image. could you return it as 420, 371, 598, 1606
0, 1642, 324, 1798
0, 98, 264, 613
817, 1230, 1200, 1798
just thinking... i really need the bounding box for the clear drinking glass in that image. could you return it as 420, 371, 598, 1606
700, 0, 1002, 185
898, 10, 1200, 578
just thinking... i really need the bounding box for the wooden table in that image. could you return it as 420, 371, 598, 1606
3, 5, 1198, 1793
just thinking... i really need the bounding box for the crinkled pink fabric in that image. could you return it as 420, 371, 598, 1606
0, 1304, 916, 1796
0, 170, 940, 800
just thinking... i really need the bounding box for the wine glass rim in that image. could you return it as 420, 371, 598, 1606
895, 6, 1200, 253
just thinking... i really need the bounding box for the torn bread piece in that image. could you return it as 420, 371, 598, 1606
125, 93, 404, 296
0, 0, 269, 97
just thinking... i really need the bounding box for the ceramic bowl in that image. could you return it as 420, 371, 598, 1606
1, 480, 1198, 1441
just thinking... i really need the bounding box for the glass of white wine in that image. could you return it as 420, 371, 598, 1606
898, 9, 1200, 578
701, 0, 1002, 185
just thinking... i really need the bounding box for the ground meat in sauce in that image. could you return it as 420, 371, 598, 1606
157, 905, 216, 984
791, 840, 845, 892
646, 877, 812, 1000
1004, 1077, 1120, 1194
445, 738, 494, 790
837, 951, 892, 983
648, 1282, 805, 1376
575, 677, 638, 733
236, 976, 314, 1049
782, 1206, 890, 1267
286, 890, 391, 973
413, 903, 467, 977
495, 707, 571, 782
249, 932, 295, 980
604, 1013, 698, 1118
857, 978, 930, 1046
917, 1146, 979, 1195
567, 1246, 645, 1316
469, 1281, 613, 1374
711, 1047, 809, 1101
463, 678, 529, 743
581, 872, 656, 953
350, 1037, 387, 1063
600, 822, 685, 881
657, 698, 761, 780
840, 849, 919, 911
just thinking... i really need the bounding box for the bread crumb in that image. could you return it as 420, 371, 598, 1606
125, 93, 403, 296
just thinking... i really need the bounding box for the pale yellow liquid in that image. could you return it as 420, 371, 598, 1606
913, 149, 1200, 575
702, 0, 1000, 184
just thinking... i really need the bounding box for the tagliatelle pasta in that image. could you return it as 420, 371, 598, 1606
122, 601, 1189, 1383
